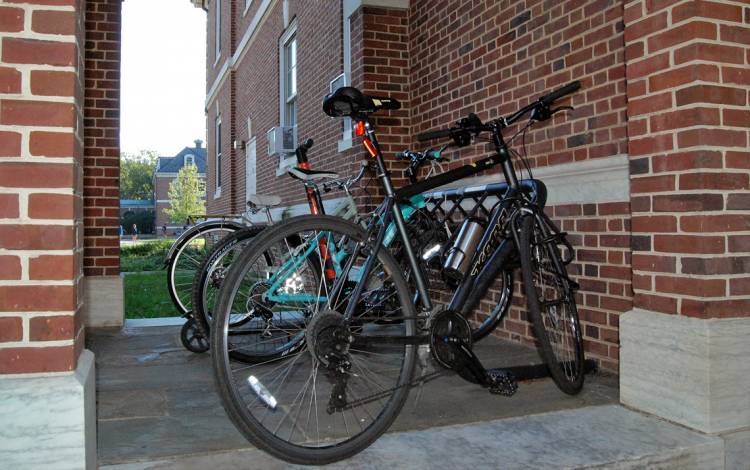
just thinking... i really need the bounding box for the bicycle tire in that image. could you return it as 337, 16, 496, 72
211, 215, 417, 464
190, 225, 267, 338
518, 214, 584, 395
166, 222, 240, 315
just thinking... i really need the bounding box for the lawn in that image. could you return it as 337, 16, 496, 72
121, 239, 182, 318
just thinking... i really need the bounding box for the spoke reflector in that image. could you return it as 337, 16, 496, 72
248, 375, 278, 409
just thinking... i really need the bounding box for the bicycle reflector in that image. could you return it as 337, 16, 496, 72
355, 121, 365, 136
363, 138, 377, 158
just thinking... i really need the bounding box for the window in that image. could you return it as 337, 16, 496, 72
338, 13, 353, 151
184, 154, 195, 166
215, 0, 221, 63
280, 24, 297, 127
244, 0, 252, 15
215, 116, 222, 195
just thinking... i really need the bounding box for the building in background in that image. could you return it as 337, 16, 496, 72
153, 139, 207, 230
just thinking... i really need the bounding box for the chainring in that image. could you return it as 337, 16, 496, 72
429, 309, 472, 369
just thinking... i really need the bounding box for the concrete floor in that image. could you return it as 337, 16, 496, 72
89, 325, 619, 467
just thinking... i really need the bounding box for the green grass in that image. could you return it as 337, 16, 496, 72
123, 271, 181, 318
120, 239, 173, 272
121, 239, 181, 318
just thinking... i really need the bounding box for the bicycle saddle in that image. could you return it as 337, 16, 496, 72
322, 86, 401, 118
247, 194, 282, 208
287, 167, 339, 182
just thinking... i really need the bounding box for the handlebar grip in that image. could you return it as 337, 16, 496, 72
417, 128, 454, 142
541, 81, 581, 106
301, 138, 314, 150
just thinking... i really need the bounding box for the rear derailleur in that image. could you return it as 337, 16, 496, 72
430, 310, 518, 396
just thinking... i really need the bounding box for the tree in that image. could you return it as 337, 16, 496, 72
121, 150, 158, 200
164, 164, 205, 223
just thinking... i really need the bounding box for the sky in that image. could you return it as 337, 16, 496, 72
121, 0, 207, 156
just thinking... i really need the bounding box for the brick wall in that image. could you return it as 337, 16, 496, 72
624, 0, 749, 318
0, 0, 85, 374
83, 0, 121, 276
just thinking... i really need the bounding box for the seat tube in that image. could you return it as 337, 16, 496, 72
365, 121, 433, 311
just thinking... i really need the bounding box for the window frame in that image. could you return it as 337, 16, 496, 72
276, 19, 298, 174
214, 0, 221, 65
214, 115, 222, 198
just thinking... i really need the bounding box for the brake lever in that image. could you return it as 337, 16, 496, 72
551, 105, 574, 115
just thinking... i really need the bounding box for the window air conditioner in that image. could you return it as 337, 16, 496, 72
267, 126, 297, 156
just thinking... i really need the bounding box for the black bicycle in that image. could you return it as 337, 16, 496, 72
210, 81, 584, 464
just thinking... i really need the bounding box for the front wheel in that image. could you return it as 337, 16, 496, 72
518, 213, 584, 395
211, 215, 417, 465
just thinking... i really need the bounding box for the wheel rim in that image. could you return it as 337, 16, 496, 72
169, 227, 236, 314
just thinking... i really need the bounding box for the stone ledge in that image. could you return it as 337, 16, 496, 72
99, 405, 723, 470
621, 308, 750, 434
82, 276, 124, 328
0, 349, 96, 470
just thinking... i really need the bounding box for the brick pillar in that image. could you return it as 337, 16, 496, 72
81, 0, 123, 327
621, 0, 749, 438
0, 0, 95, 467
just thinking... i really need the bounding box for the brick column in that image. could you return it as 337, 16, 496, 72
81, 0, 123, 327
621, 0, 749, 439
0, 0, 95, 467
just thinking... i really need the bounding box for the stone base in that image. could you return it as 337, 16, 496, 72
0, 350, 96, 469
82, 276, 124, 328
621, 308, 750, 434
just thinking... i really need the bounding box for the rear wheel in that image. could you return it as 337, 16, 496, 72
518, 213, 584, 395
167, 223, 240, 315
211, 215, 416, 465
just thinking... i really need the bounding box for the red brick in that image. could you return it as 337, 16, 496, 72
28, 193, 75, 219
680, 172, 748, 191
29, 315, 75, 341
29, 255, 75, 281
29, 131, 76, 157
0, 100, 75, 127
724, 109, 750, 128
632, 215, 677, 232
720, 24, 750, 46
650, 108, 719, 133
726, 151, 750, 169
624, 11, 667, 42
0, 255, 21, 280
0, 131, 21, 157
676, 84, 746, 107
634, 292, 677, 314
0, 316, 22, 342
627, 91, 672, 117
30, 70, 76, 97
682, 256, 750, 275
678, 128, 746, 149
653, 193, 724, 212
0, 66, 21, 94
0, 163, 73, 188
0, 225, 74, 250
632, 253, 676, 273
32, 10, 76, 35
681, 298, 750, 319
0, 194, 19, 218
728, 194, 750, 211
673, 1, 743, 23
648, 64, 719, 93
723, 66, 750, 86
647, 21, 716, 53
655, 276, 725, 297
629, 134, 673, 156
4, 0, 75, 4
674, 42, 745, 65
652, 151, 722, 172
0, 345, 76, 374
681, 214, 750, 232
0, 285, 75, 311
0, 6, 23, 32
626, 52, 669, 79
654, 234, 725, 254
729, 235, 750, 252
1, 38, 76, 67
730, 278, 750, 296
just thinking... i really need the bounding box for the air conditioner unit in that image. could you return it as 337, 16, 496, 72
266, 126, 297, 156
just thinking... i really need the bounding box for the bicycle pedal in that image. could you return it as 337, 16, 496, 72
486, 368, 518, 397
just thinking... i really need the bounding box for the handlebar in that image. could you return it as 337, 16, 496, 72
321, 160, 370, 193
416, 80, 581, 143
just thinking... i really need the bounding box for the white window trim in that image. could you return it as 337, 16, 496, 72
214, 0, 222, 67
243, 0, 253, 16
339, 13, 353, 152
214, 115, 222, 199
276, 18, 298, 175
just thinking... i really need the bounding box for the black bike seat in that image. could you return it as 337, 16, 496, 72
322, 86, 401, 118
287, 167, 339, 182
